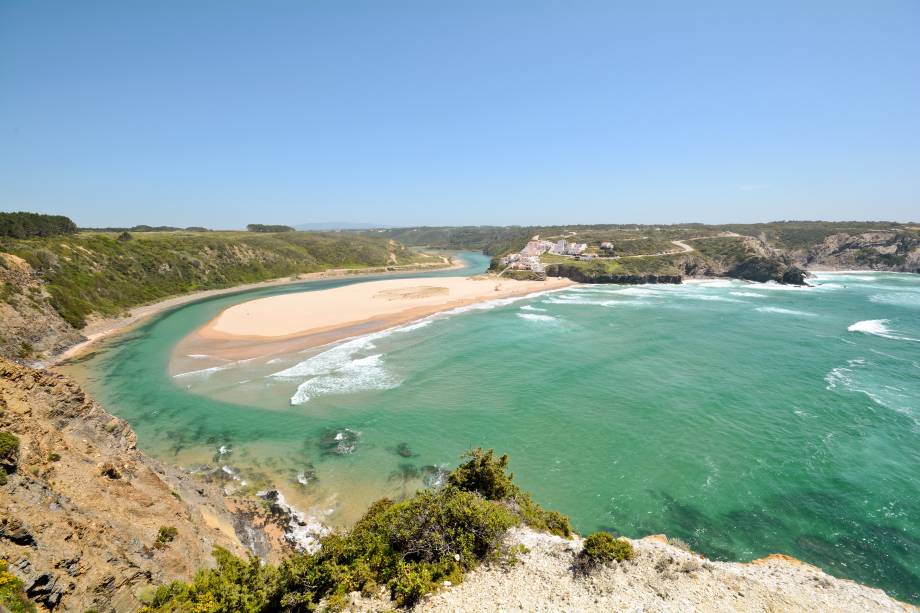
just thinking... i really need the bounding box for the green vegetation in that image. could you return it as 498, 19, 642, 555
0, 212, 77, 239
0, 560, 36, 613
0, 431, 19, 465
247, 224, 295, 233
154, 526, 179, 549
0, 231, 425, 328
575, 532, 633, 574
143, 449, 570, 612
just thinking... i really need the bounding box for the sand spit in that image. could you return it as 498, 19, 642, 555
181, 276, 573, 360
50, 257, 459, 365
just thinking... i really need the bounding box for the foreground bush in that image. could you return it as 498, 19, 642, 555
143, 449, 571, 611
575, 531, 633, 575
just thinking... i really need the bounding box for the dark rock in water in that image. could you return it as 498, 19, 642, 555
294, 465, 317, 486
389, 463, 421, 482
319, 428, 359, 455
395, 442, 417, 458
727, 257, 807, 285
420, 464, 450, 488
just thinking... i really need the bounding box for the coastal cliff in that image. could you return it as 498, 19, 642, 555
800, 231, 920, 272
0, 359, 291, 611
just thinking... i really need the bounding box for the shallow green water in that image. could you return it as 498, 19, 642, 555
66, 255, 920, 603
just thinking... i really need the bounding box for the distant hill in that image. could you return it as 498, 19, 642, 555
295, 222, 385, 231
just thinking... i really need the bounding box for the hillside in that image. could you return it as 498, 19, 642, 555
0, 231, 437, 362
368, 222, 920, 281
0, 358, 293, 611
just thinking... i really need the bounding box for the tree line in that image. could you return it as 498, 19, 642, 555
246, 223, 295, 232
0, 211, 78, 238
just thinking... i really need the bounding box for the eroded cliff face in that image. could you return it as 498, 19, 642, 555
800, 231, 920, 272
0, 360, 288, 611
0, 254, 83, 364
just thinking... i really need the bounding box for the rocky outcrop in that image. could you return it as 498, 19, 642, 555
726, 257, 807, 285
546, 264, 682, 284
415, 528, 916, 612
801, 232, 920, 272
0, 359, 289, 611
0, 254, 83, 364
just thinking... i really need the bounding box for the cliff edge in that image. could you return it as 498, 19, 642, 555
0, 359, 288, 611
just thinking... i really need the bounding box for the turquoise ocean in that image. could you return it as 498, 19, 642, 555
64, 253, 920, 603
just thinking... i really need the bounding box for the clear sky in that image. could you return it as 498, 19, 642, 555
1, 1, 918, 228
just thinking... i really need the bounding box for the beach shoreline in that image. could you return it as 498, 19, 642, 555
174, 276, 575, 363
49, 256, 462, 366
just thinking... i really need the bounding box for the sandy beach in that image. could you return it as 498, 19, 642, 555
51, 256, 460, 365
177, 276, 574, 361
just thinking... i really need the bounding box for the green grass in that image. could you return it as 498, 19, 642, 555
0, 231, 427, 328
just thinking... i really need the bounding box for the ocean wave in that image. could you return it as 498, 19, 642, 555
520, 304, 548, 312
747, 282, 810, 291
682, 294, 746, 303
756, 306, 816, 317
289, 354, 398, 405
869, 293, 920, 309
825, 358, 917, 423
517, 312, 558, 323
730, 291, 768, 298
847, 319, 919, 342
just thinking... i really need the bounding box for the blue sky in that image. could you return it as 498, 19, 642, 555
1, 1, 918, 228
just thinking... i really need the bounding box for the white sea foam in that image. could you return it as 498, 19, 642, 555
756, 306, 816, 317
682, 294, 746, 303
517, 312, 558, 323
730, 291, 768, 298
869, 293, 920, 308
848, 319, 891, 336
847, 319, 919, 342
258, 490, 329, 553
825, 358, 917, 424
520, 304, 547, 312
289, 354, 398, 405
748, 282, 810, 291
173, 364, 231, 379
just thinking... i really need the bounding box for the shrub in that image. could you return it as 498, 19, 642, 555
143, 449, 571, 611
0, 432, 18, 464
154, 526, 178, 549
0, 560, 36, 613
449, 448, 572, 537
575, 532, 633, 574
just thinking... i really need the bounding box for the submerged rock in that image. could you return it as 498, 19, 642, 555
319, 428, 360, 455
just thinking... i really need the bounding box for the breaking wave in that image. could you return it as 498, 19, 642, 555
756, 306, 816, 317
517, 312, 558, 323
848, 319, 919, 342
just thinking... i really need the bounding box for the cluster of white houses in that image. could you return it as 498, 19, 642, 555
499, 238, 591, 273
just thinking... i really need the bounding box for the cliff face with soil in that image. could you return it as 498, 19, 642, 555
0, 254, 83, 363
799, 231, 920, 272
0, 359, 288, 611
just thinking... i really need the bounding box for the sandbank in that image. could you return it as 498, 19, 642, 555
178, 276, 574, 361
